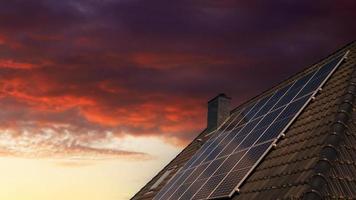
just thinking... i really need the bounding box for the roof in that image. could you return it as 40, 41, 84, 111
132, 41, 356, 200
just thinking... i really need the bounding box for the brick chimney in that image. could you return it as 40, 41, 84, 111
207, 93, 231, 131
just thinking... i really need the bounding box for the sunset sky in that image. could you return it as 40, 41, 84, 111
0, 1, 355, 200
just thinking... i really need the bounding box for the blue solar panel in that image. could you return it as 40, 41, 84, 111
153, 52, 347, 200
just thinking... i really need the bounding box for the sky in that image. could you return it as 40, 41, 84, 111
0, 1, 355, 200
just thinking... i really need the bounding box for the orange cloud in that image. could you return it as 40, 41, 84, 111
1, 77, 96, 112
1, 73, 205, 141
0, 59, 36, 69
0, 69, 206, 160
79, 99, 205, 135
0, 0, 354, 166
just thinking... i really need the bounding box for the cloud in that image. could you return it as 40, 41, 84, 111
0, 0, 355, 159
0, 126, 149, 160
0, 59, 36, 69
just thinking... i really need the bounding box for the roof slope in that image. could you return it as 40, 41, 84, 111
132, 41, 356, 200
233, 42, 356, 200
132, 129, 216, 200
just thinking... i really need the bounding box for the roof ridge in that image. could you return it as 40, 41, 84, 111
302, 50, 355, 200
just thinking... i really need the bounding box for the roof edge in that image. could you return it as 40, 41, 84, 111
231, 40, 356, 114
131, 127, 211, 199
131, 97, 238, 199
303, 51, 356, 200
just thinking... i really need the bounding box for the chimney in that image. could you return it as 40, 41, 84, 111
207, 93, 231, 131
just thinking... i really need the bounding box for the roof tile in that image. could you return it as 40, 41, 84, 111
132, 41, 356, 200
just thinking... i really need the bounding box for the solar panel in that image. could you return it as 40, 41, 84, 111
153, 52, 348, 200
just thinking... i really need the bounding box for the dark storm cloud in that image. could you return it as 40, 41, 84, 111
0, 0, 355, 157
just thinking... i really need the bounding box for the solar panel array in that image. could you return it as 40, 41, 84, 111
154, 52, 347, 200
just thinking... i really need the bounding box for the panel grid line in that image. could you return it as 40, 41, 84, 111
186, 108, 247, 169
154, 52, 348, 200
208, 53, 348, 199
200, 80, 306, 199
168, 74, 305, 200
154, 108, 247, 200
165, 103, 262, 200
180, 83, 298, 200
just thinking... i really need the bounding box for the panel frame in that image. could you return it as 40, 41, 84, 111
210, 51, 349, 199
184, 81, 299, 200
153, 51, 349, 200
170, 69, 314, 200
167, 106, 262, 200
178, 95, 285, 199
153, 108, 249, 200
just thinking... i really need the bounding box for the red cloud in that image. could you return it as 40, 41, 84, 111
1, 77, 95, 111
0, 0, 354, 160
0, 59, 35, 69
0, 65, 207, 158
80, 99, 205, 137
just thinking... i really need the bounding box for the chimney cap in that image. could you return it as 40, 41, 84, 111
208, 93, 231, 103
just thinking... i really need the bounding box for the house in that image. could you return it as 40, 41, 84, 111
132, 41, 356, 200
